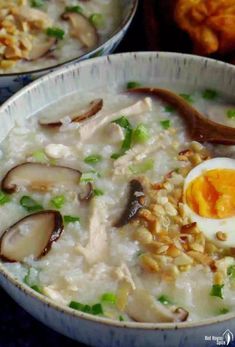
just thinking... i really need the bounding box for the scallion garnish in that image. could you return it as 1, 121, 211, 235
20, 196, 43, 212
158, 294, 173, 306
111, 116, 133, 159
160, 119, 171, 130
65, 5, 83, 13
202, 89, 218, 100
46, 27, 65, 39
64, 215, 80, 224
119, 315, 124, 321
30, 0, 44, 8
31, 285, 43, 294
164, 105, 175, 113
89, 13, 105, 28
210, 284, 224, 299
127, 81, 141, 89
129, 159, 154, 174
227, 109, 235, 119
84, 154, 102, 164
0, 191, 11, 205
179, 93, 194, 103
93, 188, 104, 196
101, 292, 117, 305
219, 307, 229, 315
133, 123, 150, 143
50, 195, 65, 209
80, 170, 100, 183
69, 301, 103, 315
32, 149, 48, 163
227, 265, 235, 279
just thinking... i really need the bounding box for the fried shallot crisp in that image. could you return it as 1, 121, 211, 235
175, 0, 235, 55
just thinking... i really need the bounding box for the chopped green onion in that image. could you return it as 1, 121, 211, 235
69, 301, 84, 311
0, 191, 11, 205
179, 93, 194, 103
31, 285, 43, 294
65, 5, 83, 13
158, 295, 173, 306
101, 292, 117, 305
218, 307, 229, 315
164, 105, 175, 113
210, 284, 224, 299
23, 272, 31, 286
227, 265, 235, 279
20, 196, 43, 212
113, 116, 131, 130
30, 0, 44, 7
64, 215, 80, 224
133, 123, 150, 143
129, 159, 154, 174
80, 171, 100, 183
46, 27, 65, 40
50, 195, 65, 209
32, 149, 48, 163
89, 13, 105, 29
119, 315, 124, 321
91, 303, 103, 315
111, 116, 133, 159
69, 301, 103, 315
127, 81, 141, 89
202, 89, 218, 100
84, 154, 102, 164
160, 119, 171, 130
93, 188, 104, 196
227, 109, 235, 119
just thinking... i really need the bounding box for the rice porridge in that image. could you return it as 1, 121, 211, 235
0, 0, 121, 73
1, 84, 235, 323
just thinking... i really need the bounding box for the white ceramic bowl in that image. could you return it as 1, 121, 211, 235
0, 0, 138, 103
1, 52, 235, 347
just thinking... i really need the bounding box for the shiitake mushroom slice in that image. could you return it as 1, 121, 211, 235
61, 12, 98, 49
0, 211, 63, 262
39, 99, 103, 127
114, 179, 145, 227
1, 163, 81, 193
129, 87, 235, 145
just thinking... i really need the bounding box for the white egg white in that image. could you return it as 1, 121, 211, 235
183, 157, 235, 248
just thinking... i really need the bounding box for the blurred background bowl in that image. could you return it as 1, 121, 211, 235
0, 0, 138, 103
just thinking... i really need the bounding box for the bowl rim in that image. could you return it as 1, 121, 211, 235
1, 51, 235, 330
0, 0, 138, 78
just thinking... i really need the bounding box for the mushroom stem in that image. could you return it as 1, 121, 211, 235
114, 179, 145, 228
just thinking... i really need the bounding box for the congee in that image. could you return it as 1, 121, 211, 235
0, 0, 121, 73
1, 85, 235, 323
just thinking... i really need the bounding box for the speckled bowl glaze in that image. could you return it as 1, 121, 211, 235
0, 0, 138, 103
1, 52, 235, 347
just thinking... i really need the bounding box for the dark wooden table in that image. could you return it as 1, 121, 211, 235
0, 3, 146, 347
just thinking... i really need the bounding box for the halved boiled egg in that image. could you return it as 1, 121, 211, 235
183, 157, 235, 248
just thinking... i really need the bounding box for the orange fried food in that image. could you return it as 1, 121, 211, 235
175, 0, 235, 55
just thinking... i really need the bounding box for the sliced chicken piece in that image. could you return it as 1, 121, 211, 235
127, 289, 188, 323
78, 98, 152, 142
76, 199, 108, 265
114, 263, 136, 290
106, 123, 125, 143
113, 140, 161, 176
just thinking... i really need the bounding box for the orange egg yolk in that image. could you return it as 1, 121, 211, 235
185, 169, 235, 219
